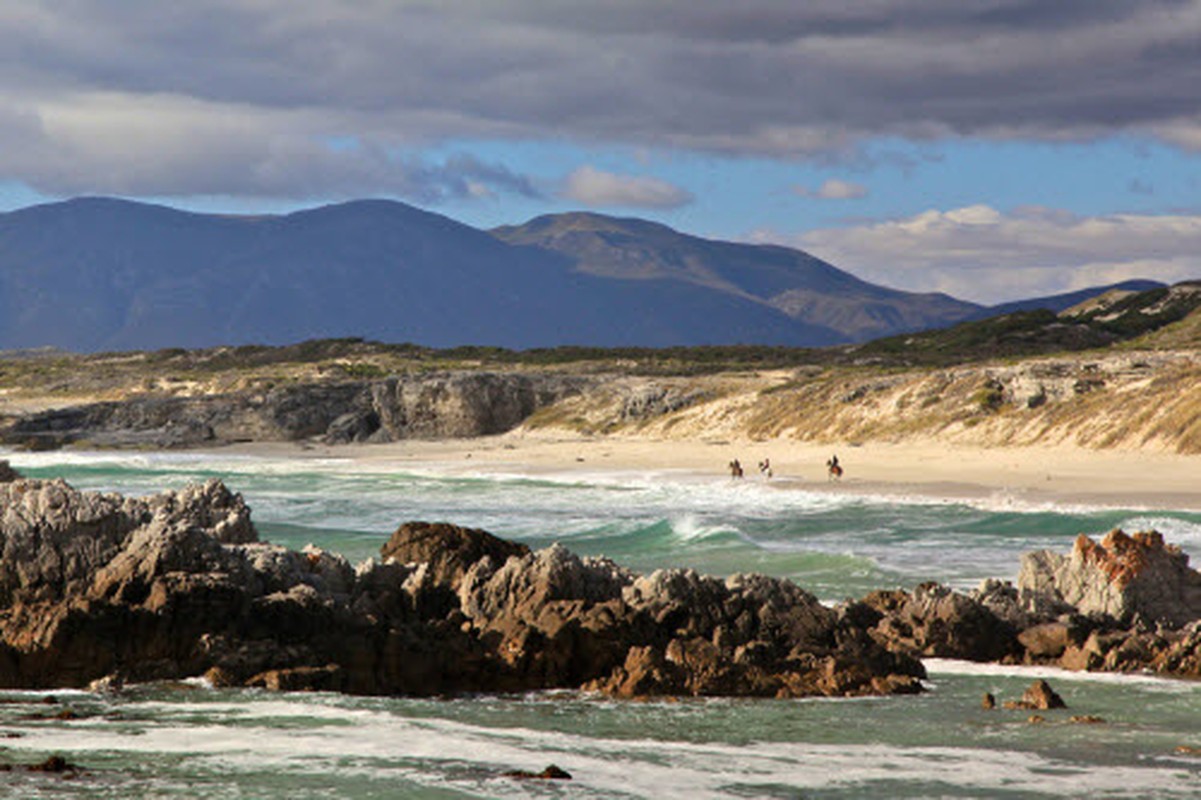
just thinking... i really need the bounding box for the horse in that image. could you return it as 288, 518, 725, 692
827, 461, 843, 481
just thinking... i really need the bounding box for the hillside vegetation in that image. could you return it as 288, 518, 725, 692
1, 282, 1199, 453
525, 350, 1201, 454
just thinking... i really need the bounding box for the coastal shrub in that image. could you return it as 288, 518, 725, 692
972, 380, 1005, 413
339, 363, 387, 379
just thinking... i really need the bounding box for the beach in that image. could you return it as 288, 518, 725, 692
222, 431, 1201, 512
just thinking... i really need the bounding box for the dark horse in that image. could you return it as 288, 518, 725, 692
826, 459, 843, 481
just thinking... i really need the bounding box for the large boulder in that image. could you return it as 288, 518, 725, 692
1019, 529, 1201, 627
382, 521, 530, 590
854, 582, 1020, 662
0, 461, 21, 483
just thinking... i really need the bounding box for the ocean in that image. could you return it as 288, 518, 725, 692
1, 449, 1200, 798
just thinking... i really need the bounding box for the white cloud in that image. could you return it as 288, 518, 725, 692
750, 205, 1201, 303
795, 178, 868, 200
560, 165, 693, 209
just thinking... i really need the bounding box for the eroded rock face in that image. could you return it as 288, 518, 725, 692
850, 583, 1020, 662
0, 476, 924, 699
0, 373, 591, 451
382, 522, 530, 590
1019, 529, 1201, 626
366, 373, 587, 441
0, 476, 294, 687
852, 532, 1201, 681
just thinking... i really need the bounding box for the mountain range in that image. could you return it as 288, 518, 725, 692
0, 197, 1161, 352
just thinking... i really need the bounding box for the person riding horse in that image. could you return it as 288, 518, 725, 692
826, 454, 842, 480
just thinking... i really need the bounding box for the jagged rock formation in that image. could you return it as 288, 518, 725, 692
1001, 679, 1067, 711
1018, 529, 1201, 626
0, 372, 591, 450
0, 470, 923, 698
847, 582, 1020, 662
3, 464, 1197, 695
857, 529, 1201, 679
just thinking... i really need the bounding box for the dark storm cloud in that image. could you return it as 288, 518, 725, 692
1, 1, 1199, 197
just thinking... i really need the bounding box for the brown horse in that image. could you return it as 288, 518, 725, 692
827, 461, 843, 481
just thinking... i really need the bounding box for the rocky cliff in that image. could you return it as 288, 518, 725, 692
0, 372, 592, 450
0, 467, 923, 698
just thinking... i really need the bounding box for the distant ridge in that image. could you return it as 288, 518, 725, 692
493, 212, 977, 343
0, 198, 827, 351
0, 196, 1166, 354
965, 279, 1166, 320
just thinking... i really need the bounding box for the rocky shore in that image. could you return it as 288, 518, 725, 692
0, 371, 592, 450
0, 464, 922, 698
847, 528, 1201, 675
0, 463, 1198, 700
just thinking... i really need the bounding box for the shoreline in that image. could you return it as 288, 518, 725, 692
210, 432, 1201, 513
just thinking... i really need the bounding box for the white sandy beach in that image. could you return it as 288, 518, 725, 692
220, 431, 1201, 512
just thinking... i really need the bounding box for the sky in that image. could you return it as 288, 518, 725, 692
2, 1, 1201, 304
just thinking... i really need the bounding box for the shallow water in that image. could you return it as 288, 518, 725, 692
2, 449, 1200, 798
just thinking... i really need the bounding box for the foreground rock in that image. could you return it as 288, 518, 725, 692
4, 467, 1193, 696
502, 765, 572, 780
1002, 679, 1067, 710
1019, 529, 1201, 626
847, 582, 1021, 662
0, 754, 82, 775
861, 528, 1201, 679
0, 470, 922, 699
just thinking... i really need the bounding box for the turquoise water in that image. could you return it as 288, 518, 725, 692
1, 449, 1200, 798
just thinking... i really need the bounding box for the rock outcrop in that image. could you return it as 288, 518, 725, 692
849, 582, 1021, 662
0, 475, 924, 699
1002, 679, 1067, 711
857, 529, 1201, 680
4, 469, 1196, 696
0, 372, 591, 450
1018, 529, 1201, 627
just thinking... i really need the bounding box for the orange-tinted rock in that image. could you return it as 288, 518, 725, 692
1076, 530, 1166, 590
1019, 529, 1201, 626
246, 664, 343, 692
1003, 679, 1066, 710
